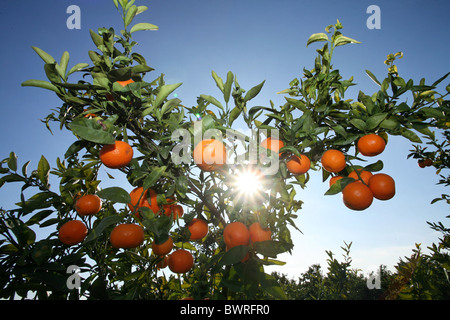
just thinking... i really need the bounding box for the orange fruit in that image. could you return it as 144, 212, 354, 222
418, 159, 433, 168
193, 139, 227, 172
75, 194, 102, 216
156, 256, 169, 269
348, 169, 373, 185
223, 222, 250, 249
286, 154, 311, 175
357, 134, 386, 157
321, 149, 346, 173
249, 222, 272, 244
187, 218, 209, 240
109, 223, 145, 249
99, 140, 133, 169
260, 137, 285, 156
172, 205, 184, 219
152, 237, 173, 256
163, 202, 183, 220
342, 181, 374, 211
116, 79, 134, 87
329, 175, 343, 187
168, 249, 194, 273
368, 173, 395, 200
128, 187, 160, 217
58, 220, 88, 246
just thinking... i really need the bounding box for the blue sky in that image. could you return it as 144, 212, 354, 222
0, 0, 449, 280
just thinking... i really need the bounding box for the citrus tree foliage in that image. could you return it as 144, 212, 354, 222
0, 1, 449, 300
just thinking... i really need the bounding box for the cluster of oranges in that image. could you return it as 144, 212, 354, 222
59, 103, 217, 274
322, 134, 396, 211
191, 132, 396, 214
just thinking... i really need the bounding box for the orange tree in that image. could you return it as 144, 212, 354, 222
0, 1, 449, 300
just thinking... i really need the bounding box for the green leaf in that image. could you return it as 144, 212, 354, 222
97, 187, 131, 204
67, 63, 89, 76
130, 22, 159, 33
366, 70, 381, 86
420, 107, 446, 119
69, 118, 115, 144
334, 35, 361, 47
253, 240, 293, 258
401, 128, 422, 143
224, 71, 234, 104
136, 5, 148, 15
124, 5, 138, 28
366, 113, 387, 130
37, 155, 50, 187
200, 94, 224, 111
260, 272, 287, 300
364, 160, 384, 172
31, 46, 56, 64
154, 83, 182, 108
57, 51, 70, 80
306, 33, 329, 47
84, 215, 123, 244
21, 79, 59, 93
211, 70, 224, 93
228, 106, 241, 126
26, 210, 54, 226
7, 152, 17, 171
380, 117, 399, 130
350, 118, 367, 131
161, 98, 181, 116
219, 245, 249, 266
12, 224, 36, 246
243, 80, 265, 103
143, 166, 166, 190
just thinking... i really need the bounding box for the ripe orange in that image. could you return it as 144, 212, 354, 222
152, 236, 173, 256
342, 181, 374, 211
163, 203, 183, 220
348, 169, 373, 185
418, 159, 433, 168
58, 220, 88, 246
172, 205, 184, 219
128, 187, 160, 217
260, 137, 284, 156
109, 223, 145, 249
99, 140, 133, 169
368, 173, 396, 200
156, 256, 169, 269
329, 175, 343, 187
249, 222, 272, 244
193, 139, 227, 172
321, 149, 346, 173
357, 134, 386, 157
223, 222, 250, 249
75, 194, 102, 216
116, 79, 134, 87
168, 249, 194, 273
286, 154, 311, 175
187, 218, 209, 240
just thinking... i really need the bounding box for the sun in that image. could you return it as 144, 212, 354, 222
233, 168, 264, 199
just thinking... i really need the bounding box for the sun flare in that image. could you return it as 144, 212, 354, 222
234, 168, 264, 198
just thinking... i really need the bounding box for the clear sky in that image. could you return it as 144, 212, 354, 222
0, 0, 449, 280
